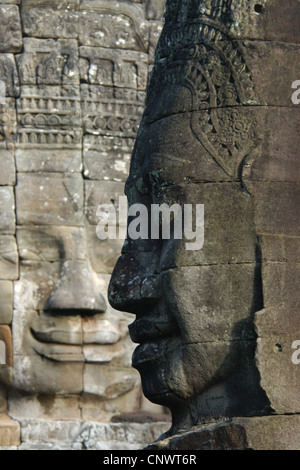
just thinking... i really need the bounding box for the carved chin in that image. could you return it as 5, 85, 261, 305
135, 340, 239, 406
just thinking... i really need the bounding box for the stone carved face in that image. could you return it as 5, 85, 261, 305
11, 220, 136, 400
109, 4, 300, 429
109, 84, 269, 430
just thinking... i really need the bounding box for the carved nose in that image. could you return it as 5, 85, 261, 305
45, 260, 106, 315
108, 253, 161, 314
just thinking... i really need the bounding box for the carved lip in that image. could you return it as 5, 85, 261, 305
29, 316, 124, 363
128, 313, 179, 344
132, 337, 179, 368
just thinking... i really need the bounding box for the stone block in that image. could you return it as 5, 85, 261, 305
0, 186, 15, 234
79, 46, 148, 90
256, 332, 300, 414
0, 414, 20, 447
16, 38, 80, 86
0, 5, 22, 53
147, 415, 300, 450
79, 1, 149, 52
17, 226, 86, 262
21, 0, 79, 39
85, 180, 125, 225
83, 143, 131, 182
8, 395, 82, 420
12, 355, 83, 395
0, 54, 20, 97
0, 384, 6, 414
0, 324, 12, 366
248, 182, 300, 237
0, 97, 17, 142
83, 364, 140, 398
145, 0, 166, 20
260, 234, 300, 264
81, 84, 144, 139
134, 106, 300, 185
87, 225, 124, 275
148, 21, 164, 63
16, 148, 82, 173
0, 148, 15, 186
16, 173, 84, 226
13, 419, 170, 450
0, 280, 13, 324
159, 264, 258, 344
14, 263, 60, 313
0, 235, 18, 280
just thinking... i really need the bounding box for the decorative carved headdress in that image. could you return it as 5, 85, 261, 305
146, 0, 262, 178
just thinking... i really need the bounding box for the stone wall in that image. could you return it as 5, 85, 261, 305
0, 0, 169, 449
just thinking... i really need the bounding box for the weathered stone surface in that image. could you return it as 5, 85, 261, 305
0, 97, 17, 142
87, 225, 124, 274
0, 186, 15, 234
0, 148, 16, 186
83, 143, 131, 182
17, 226, 86, 262
0, 281, 13, 324
0, 236, 18, 280
0, 325, 12, 367
17, 38, 79, 86
85, 180, 125, 225
81, 84, 144, 139
16, 148, 82, 173
12, 355, 84, 395
83, 135, 135, 180
131, 107, 297, 185
8, 395, 82, 420
0, 5, 22, 53
79, 1, 149, 51
255, 331, 300, 414
148, 21, 164, 63
158, 0, 300, 52
260, 234, 300, 264
0, 384, 6, 414
124, 182, 257, 268
148, 415, 300, 451
21, 0, 79, 39
83, 364, 140, 398
0, 54, 20, 97
45, 260, 107, 313
0, 414, 20, 447
14, 263, 60, 313
16, 173, 84, 226
146, 0, 166, 20
248, 182, 300, 236
9, 419, 169, 450
79, 47, 148, 90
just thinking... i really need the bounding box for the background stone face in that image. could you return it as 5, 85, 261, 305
0, 0, 169, 449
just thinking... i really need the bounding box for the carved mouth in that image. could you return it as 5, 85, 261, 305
132, 337, 180, 368
29, 314, 125, 363
129, 311, 180, 368
129, 311, 179, 344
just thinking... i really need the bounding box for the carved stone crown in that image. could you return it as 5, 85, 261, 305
145, 0, 262, 179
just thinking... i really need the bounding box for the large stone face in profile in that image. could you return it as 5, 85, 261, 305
108, 0, 300, 448
0, 0, 168, 447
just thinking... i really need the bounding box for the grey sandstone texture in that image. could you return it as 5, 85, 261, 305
108, 0, 300, 450
0, 0, 169, 449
